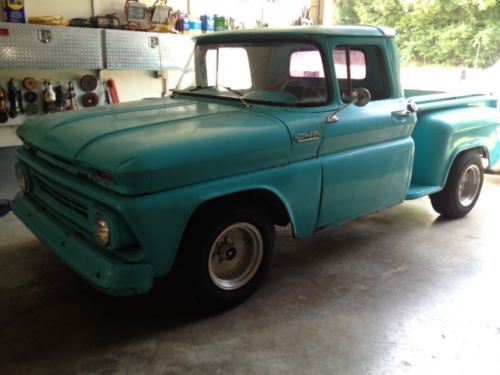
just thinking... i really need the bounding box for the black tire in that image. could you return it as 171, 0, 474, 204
179, 206, 275, 309
430, 151, 484, 218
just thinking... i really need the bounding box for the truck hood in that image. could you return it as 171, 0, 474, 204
17, 97, 291, 194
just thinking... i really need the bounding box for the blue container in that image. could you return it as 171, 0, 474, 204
4, 0, 26, 23
182, 15, 190, 32
201, 15, 214, 32
189, 20, 202, 35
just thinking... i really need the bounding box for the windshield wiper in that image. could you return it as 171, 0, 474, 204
218, 85, 251, 108
172, 85, 251, 108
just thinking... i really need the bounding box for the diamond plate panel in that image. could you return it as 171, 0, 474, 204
158, 34, 193, 71
105, 29, 161, 70
0, 22, 103, 69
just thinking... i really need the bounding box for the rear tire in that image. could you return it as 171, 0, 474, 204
179, 206, 275, 309
430, 151, 484, 218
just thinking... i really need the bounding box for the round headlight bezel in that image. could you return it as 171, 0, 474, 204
94, 213, 111, 247
15, 165, 28, 193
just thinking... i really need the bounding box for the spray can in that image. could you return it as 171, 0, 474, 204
214, 15, 226, 32
4, 0, 26, 23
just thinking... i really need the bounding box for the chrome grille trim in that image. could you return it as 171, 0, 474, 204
36, 177, 88, 218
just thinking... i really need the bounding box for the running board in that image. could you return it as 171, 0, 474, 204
406, 185, 441, 200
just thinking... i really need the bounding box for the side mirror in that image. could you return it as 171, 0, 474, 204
352, 87, 371, 107
326, 87, 372, 123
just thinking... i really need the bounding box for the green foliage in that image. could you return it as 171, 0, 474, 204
335, 0, 500, 68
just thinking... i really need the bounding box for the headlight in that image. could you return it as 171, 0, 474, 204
15, 165, 28, 193
94, 213, 110, 246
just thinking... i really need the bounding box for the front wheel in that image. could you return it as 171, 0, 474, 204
180, 207, 275, 308
430, 151, 484, 218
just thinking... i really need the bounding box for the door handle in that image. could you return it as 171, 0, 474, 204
391, 109, 410, 119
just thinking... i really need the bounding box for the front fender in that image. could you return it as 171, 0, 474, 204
130, 158, 322, 277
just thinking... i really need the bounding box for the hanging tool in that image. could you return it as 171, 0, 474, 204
66, 81, 78, 111
102, 80, 111, 105
0, 85, 8, 123
43, 80, 56, 114
55, 83, 66, 112
107, 79, 120, 104
16, 90, 25, 115
7, 79, 19, 118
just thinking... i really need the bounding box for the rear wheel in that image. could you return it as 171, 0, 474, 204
179, 207, 275, 308
430, 151, 484, 218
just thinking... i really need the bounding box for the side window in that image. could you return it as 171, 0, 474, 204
205, 47, 252, 89
333, 48, 366, 80
289, 50, 325, 78
333, 45, 389, 102
284, 48, 328, 104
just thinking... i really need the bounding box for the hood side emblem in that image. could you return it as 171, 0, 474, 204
294, 130, 320, 143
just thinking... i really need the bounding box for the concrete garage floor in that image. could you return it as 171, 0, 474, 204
1, 174, 500, 374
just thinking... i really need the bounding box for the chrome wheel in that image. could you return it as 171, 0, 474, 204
458, 164, 481, 207
208, 222, 264, 290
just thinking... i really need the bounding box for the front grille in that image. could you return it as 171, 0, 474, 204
36, 177, 88, 218
30, 171, 91, 236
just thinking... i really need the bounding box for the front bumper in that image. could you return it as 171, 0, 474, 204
13, 193, 154, 296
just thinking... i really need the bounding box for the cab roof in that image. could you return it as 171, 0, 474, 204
195, 25, 397, 43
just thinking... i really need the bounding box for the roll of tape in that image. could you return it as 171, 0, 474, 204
81, 92, 99, 107
24, 91, 38, 103
79, 75, 98, 92
23, 77, 38, 91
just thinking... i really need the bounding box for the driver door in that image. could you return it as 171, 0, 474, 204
317, 40, 416, 227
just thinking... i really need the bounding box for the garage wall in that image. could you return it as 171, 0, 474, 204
1, 0, 316, 27
0, 0, 187, 23
0, 0, 317, 147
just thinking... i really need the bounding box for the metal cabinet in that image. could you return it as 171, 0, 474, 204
104, 29, 192, 71
0, 22, 104, 69
0, 22, 193, 71
104, 29, 162, 70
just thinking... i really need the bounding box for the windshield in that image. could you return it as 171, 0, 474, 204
175, 41, 329, 106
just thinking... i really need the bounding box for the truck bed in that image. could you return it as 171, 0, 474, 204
404, 90, 499, 112
405, 90, 500, 200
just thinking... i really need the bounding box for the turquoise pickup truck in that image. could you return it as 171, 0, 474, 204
13, 26, 500, 307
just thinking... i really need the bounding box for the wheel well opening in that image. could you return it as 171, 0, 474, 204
457, 147, 488, 169
190, 190, 291, 228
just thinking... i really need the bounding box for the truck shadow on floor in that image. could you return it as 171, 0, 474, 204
0, 197, 481, 371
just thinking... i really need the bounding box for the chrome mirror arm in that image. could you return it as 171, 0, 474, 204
326, 87, 371, 123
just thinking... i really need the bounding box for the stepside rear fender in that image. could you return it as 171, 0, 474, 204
411, 105, 500, 188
